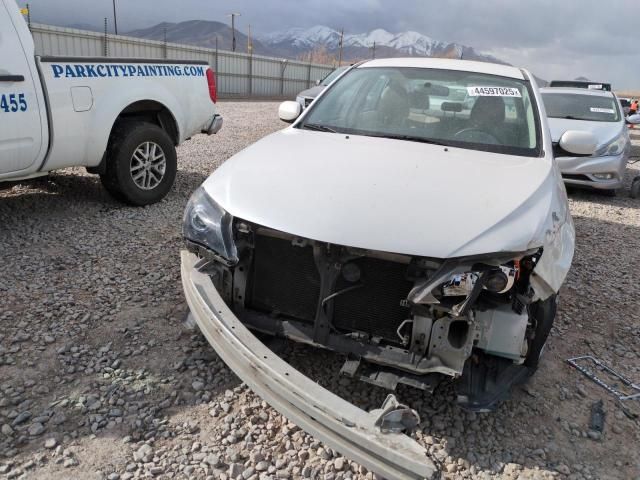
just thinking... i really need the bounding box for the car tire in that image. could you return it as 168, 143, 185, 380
524, 294, 558, 371
100, 121, 177, 206
631, 178, 640, 199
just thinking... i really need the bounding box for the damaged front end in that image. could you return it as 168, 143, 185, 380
186, 208, 552, 409
181, 175, 572, 478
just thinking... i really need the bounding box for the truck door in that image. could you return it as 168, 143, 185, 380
0, 0, 45, 175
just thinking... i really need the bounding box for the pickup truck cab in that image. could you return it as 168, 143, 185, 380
0, 0, 222, 205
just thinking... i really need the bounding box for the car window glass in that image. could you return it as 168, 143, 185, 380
542, 93, 621, 122
300, 66, 541, 157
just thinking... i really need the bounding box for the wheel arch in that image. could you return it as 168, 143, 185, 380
87, 100, 179, 175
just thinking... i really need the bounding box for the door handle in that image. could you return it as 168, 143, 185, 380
0, 75, 25, 82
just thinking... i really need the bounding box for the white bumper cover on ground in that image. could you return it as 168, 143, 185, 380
181, 250, 436, 480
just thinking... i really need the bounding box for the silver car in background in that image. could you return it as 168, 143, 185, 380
296, 66, 349, 109
541, 87, 631, 194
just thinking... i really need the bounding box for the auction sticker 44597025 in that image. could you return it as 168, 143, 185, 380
467, 86, 522, 97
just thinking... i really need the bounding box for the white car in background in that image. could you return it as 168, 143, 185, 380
181, 58, 597, 480
541, 87, 631, 194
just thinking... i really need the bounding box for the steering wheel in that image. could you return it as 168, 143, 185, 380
453, 128, 500, 145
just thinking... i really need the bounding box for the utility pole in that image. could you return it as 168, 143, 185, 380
103, 17, 108, 57
163, 26, 167, 58
227, 13, 241, 52
112, 0, 118, 35
372, 41, 376, 59
338, 28, 344, 66
247, 24, 252, 54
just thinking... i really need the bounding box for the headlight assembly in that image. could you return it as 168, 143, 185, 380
183, 187, 238, 264
595, 131, 628, 157
441, 265, 517, 297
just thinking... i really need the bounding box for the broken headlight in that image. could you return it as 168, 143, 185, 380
442, 265, 517, 296
183, 187, 238, 263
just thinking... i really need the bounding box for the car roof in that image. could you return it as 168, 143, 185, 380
539, 87, 614, 98
358, 58, 526, 80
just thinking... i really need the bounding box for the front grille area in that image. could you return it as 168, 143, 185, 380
245, 233, 412, 343
333, 257, 413, 340
247, 234, 320, 322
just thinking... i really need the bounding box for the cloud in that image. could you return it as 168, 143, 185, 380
16, 0, 639, 89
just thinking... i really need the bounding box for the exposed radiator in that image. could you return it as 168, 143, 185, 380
246, 234, 412, 342
332, 257, 412, 340
247, 234, 320, 322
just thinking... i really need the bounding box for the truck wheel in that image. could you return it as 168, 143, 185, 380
524, 294, 557, 371
100, 121, 177, 206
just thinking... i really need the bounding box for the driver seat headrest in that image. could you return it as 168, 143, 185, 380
470, 96, 506, 125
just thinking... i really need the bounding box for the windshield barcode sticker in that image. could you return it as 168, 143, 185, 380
467, 86, 522, 97
590, 107, 615, 114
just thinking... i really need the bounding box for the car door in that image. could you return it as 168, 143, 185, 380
0, 0, 45, 175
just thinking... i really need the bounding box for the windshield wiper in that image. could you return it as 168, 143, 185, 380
557, 115, 582, 120
364, 133, 451, 146
301, 123, 338, 133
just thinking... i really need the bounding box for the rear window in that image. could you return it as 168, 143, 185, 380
542, 93, 621, 122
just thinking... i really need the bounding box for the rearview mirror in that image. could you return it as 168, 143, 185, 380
279, 101, 302, 123
559, 130, 597, 156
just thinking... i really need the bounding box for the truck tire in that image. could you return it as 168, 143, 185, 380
100, 121, 177, 206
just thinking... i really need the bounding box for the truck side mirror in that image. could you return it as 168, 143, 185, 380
278, 101, 302, 123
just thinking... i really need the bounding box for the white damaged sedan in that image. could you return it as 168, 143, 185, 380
181, 58, 594, 479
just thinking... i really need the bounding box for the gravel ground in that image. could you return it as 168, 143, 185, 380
1, 102, 639, 480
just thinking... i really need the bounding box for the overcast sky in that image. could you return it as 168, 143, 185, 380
17, 0, 639, 90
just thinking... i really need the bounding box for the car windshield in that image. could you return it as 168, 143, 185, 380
542, 93, 621, 122
549, 81, 611, 91
321, 67, 348, 86
299, 66, 541, 157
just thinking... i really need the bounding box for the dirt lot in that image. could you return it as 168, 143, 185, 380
1, 102, 639, 480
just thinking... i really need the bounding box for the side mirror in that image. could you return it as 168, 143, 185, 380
627, 114, 640, 125
315, 79, 321, 86
559, 130, 597, 156
278, 101, 302, 123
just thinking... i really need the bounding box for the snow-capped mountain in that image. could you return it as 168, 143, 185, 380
259, 26, 492, 62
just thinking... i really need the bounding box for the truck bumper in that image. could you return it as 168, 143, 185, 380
202, 114, 223, 135
180, 250, 435, 480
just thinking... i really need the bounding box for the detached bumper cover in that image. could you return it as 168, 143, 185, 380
180, 250, 435, 480
203, 114, 223, 135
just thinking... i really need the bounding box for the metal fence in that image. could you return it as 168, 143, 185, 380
30, 23, 335, 98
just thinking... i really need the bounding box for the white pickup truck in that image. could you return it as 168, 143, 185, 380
0, 0, 222, 205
